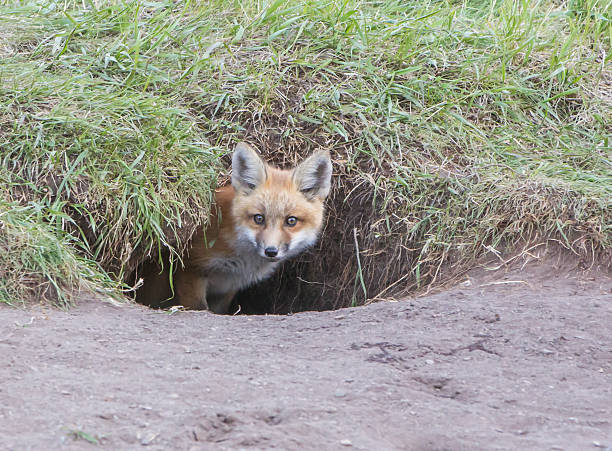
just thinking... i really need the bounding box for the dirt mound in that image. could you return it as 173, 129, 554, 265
1, 258, 611, 450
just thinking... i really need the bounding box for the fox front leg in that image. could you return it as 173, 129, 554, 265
207, 291, 237, 315
175, 269, 209, 310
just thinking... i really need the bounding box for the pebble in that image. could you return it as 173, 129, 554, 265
340, 439, 352, 446
141, 433, 158, 445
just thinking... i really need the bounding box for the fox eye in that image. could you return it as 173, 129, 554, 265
253, 214, 265, 225
285, 216, 298, 227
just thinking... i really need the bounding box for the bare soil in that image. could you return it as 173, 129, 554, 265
1, 256, 611, 451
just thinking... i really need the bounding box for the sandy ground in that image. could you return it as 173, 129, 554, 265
1, 258, 611, 451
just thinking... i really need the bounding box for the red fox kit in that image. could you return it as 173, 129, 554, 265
137, 142, 332, 313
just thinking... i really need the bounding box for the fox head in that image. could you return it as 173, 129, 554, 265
230, 142, 332, 262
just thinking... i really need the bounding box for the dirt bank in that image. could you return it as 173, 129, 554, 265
1, 257, 611, 450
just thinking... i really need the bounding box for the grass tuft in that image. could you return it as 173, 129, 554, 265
0, 191, 116, 307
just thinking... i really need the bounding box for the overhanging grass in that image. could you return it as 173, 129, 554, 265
0, 0, 610, 310
0, 191, 116, 307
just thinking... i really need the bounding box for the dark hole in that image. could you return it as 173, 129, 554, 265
231, 253, 328, 314
132, 257, 175, 310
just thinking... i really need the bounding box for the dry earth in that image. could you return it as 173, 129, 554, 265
1, 256, 611, 451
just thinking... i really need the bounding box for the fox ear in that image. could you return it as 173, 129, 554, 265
293, 150, 332, 200
232, 142, 267, 193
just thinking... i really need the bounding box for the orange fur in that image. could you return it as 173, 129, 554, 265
137, 143, 332, 314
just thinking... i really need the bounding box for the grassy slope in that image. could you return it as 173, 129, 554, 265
0, 0, 610, 308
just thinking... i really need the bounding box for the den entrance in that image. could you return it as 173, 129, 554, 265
133, 248, 346, 315
132, 186, 414, 314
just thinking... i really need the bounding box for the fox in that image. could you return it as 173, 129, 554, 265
136, 142, 332, 314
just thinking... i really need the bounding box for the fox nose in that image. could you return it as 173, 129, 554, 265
264, 246, 278, 258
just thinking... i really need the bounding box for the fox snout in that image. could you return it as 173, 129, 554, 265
255, 228, 289, 261
261, 245, 282, 261
264, 246, 278, 258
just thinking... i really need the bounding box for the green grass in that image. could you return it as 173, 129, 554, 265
0, 191, 115, 307
0, 0, 610, 309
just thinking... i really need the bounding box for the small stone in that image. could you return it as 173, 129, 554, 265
334, 390, 347, 398
141, 433, 158, 445
425, 359, 434, 365
340, 439, 352, 446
